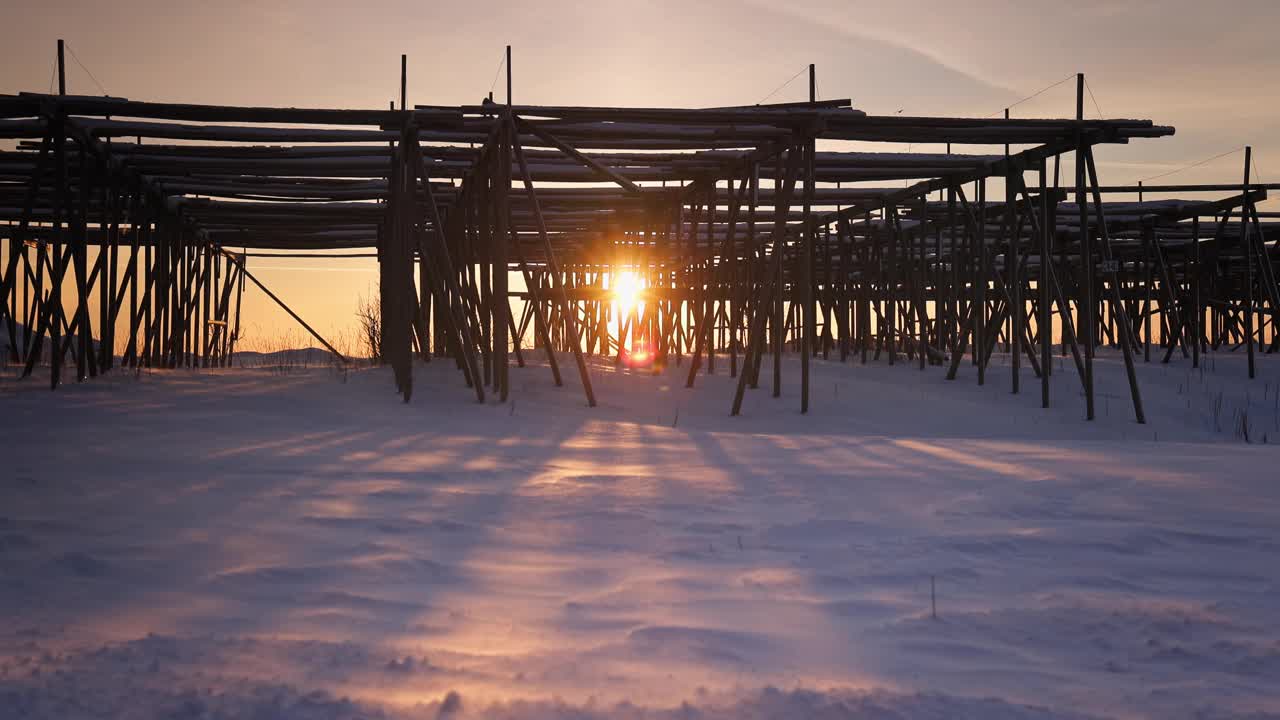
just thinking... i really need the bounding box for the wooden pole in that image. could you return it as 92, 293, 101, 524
1192, 215, 1200, 369
1243, 145, 1255, 379
976, 180, 986, 386
1006, 112, 1020, 394
1040, 160, 1052, 408
494, 47, 512, 401
801, 65, 815, 413
1077, 73, 1095, 420
57, 40, 66, 96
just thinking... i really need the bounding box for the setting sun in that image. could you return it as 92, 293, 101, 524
610, 270, 644, 315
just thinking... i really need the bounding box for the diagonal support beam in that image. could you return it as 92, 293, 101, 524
1084, 146, 1145, 424
221, 251, 347, 366
515, 117, 643, 195
511, 126, 597, 407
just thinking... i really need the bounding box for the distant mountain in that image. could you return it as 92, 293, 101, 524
2, 320, 345, 369
1, 320, 31, 357
2, 321, 108, 366
233, 347, 344, 368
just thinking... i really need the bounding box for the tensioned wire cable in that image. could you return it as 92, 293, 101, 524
757, 65, 809, 105
65, 42, 109, 95
1138, 146, 1245, 184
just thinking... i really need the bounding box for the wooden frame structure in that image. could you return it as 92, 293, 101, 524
4, 51, 1277, 423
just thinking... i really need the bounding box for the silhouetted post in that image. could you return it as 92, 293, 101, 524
50, 39, 67, 388
1191, 215, 1200, 369
772, 151, 788, 398
1243, 145, 1255, 378
801, 64, 816, 412
57, 40, 66, 95
1007, 107, 1020, 394
495, 44, 512, 400
1040, 159, 1051, 408
1077, 72, 1095, 420
1141, 180, 1151, 361
976, 180, 986, 385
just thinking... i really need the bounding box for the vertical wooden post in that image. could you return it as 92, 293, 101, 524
494, 47, 512, 401
800, 64, 816, 413
51, 111, 66, 387
887, 207, 898, 366
1076, 73, 1095, 420
976, 180, 986, 386
705, 186, 715, 375
1142, 224, 1153, 361
1007, 169, 1020, 394
1040, 161, 1052, 408
946, 176, 957, 353
917, 198, 927, 370
201, 239, 211, 367
57, 40, 66, 95
1006, 109, 1020, 390
1191, 215, 1200, 369
771, 148, 796, 398
142, 225, 152, 366
1242, 146, 1255, 379
104, 164, 119, 370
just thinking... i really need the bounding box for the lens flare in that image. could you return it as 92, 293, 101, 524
621, 342, 654, 368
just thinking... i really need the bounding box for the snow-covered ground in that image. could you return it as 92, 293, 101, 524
2, 347, 1279, 719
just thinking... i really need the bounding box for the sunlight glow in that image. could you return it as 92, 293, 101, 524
611, 270, 643, 315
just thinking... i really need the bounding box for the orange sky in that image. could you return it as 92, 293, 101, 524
5, 0, 1277, 343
